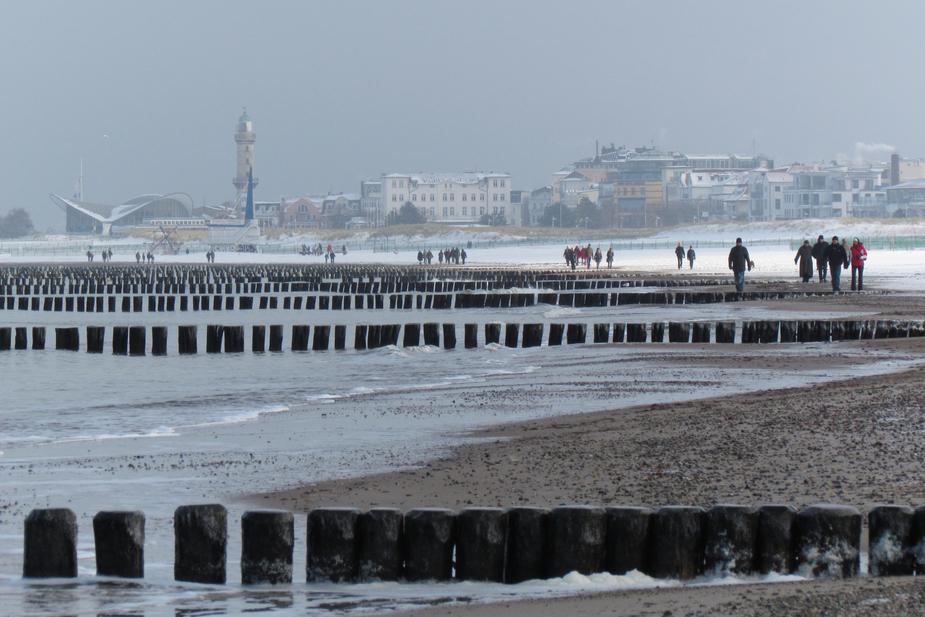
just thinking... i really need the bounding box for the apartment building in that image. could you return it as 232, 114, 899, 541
381, 172, 512, 224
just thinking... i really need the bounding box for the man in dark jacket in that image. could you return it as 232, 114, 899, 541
824, 235, 849, 293
674, 242, 685, 269
728, 237, 751, 292
811, 235, 829, 282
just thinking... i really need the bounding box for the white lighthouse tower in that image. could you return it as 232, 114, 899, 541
233, 108, 257, 195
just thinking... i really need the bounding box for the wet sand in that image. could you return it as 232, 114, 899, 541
244, 286, 925, 615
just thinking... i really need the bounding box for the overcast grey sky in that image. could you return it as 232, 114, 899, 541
2, 0, 922, 231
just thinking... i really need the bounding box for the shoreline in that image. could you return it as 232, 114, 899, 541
245, 338, 925, 514
241, 337, 925, 616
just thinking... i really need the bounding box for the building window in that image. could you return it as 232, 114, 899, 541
462, 194, 467, 201
471, 194, 476, 201
450, 207, 455, 215
462, 207, 467, 215
500, 194, 505, 202
391, 180, 396, 188
775, 199, 781, 209
493, 180, 498, 188
392, 195, 398, 202
430, 194, 435, 201
631, 187, 636, 195
833, 193, 842, 202
450, 194, 455, 201
775, 185, 781, 192
399, 180, 404, 188
443, 194, 448, 201
641, 187, 646, 195
500, 207, 505, 214
500, 180, 505, 187
443, 207, 448, 216
412, 194, 417, 201
493, 194, 498, 201
480, 194, 485, 201
429, 207, 435, 215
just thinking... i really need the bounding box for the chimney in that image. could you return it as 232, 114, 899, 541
891, 153, 900, 186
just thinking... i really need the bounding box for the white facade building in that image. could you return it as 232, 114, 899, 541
747, 169, 794, 221
782, 166, 885, 219
381, 172, 511, 224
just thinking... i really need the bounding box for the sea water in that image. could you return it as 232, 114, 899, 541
0, 258, 918, 615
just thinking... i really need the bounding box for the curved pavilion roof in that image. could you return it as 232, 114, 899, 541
50, 193, 194, 232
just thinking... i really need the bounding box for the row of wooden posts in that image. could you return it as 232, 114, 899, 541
0, 263, 742, 292
23, 503, 924, 584
0, 289, 824, 315
2, 319, 922, 354
0, 278, 725, 296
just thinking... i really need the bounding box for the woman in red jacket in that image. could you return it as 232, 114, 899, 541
850, 237, 868, 291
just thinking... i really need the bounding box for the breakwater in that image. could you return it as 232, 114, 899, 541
2, 318, 921, 354
22, 503, 920, 584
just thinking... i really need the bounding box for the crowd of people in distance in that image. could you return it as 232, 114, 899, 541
563, 244, 613, 271
417, 247, 467, 265
299, 243, 347, 264
86, 248, 115, 262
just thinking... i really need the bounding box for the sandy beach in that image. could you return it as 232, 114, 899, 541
244, 286, 925, 615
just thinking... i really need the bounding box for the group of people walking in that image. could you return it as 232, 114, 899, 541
795, 235, 867, 292
86, 248, 114, 262
674, 242, 695, 269
416, 247, 466, 265
729, 234, 868, 294
564, 244, 614, 271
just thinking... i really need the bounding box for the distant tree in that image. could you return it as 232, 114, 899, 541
386, 202, 427, 226
324, 212, 350, 229
0, 208, 34, 238
480, 211, 507, 226
575, 196, 602, 229
537, 202, 576, 228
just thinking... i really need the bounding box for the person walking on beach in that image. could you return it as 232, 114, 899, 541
417, 250, 424, 265
795, 240, 814, 283
675, 242, 685, 269
586, 244, 593, 269
686, 245, 696, 269
850, 237, 868, 291
728, 237, 751, 292
425, 249, 433, 264
812, 235, 829, 282
594, 247, 602, 269
461, 248, 467, 264
135, 251, 141, 264
606, 247, 614, 268
824, 235, 849, 292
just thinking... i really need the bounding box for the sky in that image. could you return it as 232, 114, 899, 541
2, 0, 924, 232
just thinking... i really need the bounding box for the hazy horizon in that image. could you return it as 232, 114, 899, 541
3, 0, 922, 232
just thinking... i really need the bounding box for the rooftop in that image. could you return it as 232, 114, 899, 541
383, 172, 510, 184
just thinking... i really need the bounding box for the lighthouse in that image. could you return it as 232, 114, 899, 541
233, 109, 257, 194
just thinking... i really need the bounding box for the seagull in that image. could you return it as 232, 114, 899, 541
101, 135, 109, 139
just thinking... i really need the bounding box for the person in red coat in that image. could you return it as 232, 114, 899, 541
850, 238, 868, 291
